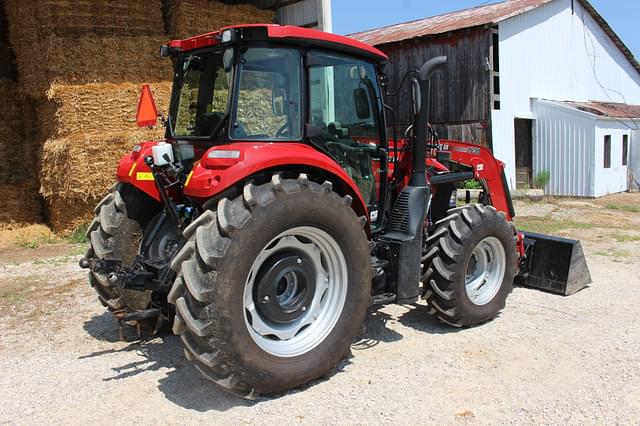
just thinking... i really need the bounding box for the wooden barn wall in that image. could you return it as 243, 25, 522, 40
379, 28, 492, 146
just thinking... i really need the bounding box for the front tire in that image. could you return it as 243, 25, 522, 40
422, 204, 518, 327
169, 174, 371, 396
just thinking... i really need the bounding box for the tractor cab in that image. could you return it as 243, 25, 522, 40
159, 25, 389, 228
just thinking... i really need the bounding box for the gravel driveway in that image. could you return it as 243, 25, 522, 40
1, 197, 639, 425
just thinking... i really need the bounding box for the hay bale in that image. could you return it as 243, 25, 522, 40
46, 81, 172, 137
5, 0, 170, 96
40, 127, 165, 231
36, 1, 165, 37
164, 0, 274, 39
40, 128, 165, 202
0, 79, 39, 184
0, 182, 43, 227
11, 35, 171, 96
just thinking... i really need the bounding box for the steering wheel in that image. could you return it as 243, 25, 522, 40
275, 122, 289, 138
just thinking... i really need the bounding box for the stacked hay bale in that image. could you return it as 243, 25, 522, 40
162, 0, 274, 39
3, 0, 276, 231
39, 82, 172, 230
4, 0, 172, 231
0, 2, 41, 227
0, 80, 43, 227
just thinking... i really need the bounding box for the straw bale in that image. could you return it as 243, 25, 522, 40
46, 81, 172, 137
12, 34, 171, 96
0, 182, 43, 227
35, 1, 165, 37
5, 0, 165, 38
40, 127, 164, 231
164, 0, 275, 39
0, 79, 40, 184
45, 193, 95, 233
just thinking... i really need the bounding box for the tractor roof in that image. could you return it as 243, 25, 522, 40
167, 24, 388, 62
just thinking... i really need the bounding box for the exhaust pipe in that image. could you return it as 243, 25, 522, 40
382, 56, 447, 304
409, 56, 448, 186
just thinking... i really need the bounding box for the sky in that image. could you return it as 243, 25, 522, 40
332, 0, 640, 59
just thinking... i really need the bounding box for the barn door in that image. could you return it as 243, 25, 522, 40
514, 118, 533, 189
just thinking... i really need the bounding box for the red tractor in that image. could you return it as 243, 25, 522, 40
80, 25, 590, 397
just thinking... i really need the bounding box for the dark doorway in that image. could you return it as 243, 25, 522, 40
514, 118, 533, 189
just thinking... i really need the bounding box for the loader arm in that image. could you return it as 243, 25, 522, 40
435, 139, 515, 221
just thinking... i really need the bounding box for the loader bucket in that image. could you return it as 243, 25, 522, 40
519, 231, 592, 296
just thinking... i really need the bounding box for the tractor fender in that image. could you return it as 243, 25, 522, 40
185, 142, 368, 217
116, 141, 161, 201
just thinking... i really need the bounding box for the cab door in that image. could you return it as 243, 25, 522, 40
306, 51, 387, 228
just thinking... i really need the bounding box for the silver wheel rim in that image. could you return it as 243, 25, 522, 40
243, 226, 348, 357
464, 236, 506, 306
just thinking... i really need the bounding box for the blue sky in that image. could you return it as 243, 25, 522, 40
332, 0, 639, 59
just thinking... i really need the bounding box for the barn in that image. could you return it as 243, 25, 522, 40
350, 0, 640, 197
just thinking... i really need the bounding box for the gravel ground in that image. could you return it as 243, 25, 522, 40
1, 197, 639, 425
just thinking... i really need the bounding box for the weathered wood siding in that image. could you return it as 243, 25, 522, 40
378, 27, 492, 144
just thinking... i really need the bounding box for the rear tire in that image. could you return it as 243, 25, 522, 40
169, 174, 371, 397
86, 184, 159, 312
422, 204, 518, 327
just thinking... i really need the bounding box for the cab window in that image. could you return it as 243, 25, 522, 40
308, 52, 382, 213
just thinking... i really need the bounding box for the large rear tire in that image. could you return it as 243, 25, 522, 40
169, 174, 371, 397
422, 204, 518, 327
86, 184, 160, 312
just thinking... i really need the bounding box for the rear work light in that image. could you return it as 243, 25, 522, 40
208, 150, 240, 159
203, 149, 243, 169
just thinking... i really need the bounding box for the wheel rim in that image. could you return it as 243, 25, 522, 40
243, 226, 348, 358
464, 236, 506, 306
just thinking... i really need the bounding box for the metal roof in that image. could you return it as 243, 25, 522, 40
555, 100, 640, 119
349, 0, 640, 75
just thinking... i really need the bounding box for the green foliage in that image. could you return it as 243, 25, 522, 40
68, 222, 90, 244
515, 216, 593, 234
15, 233, 60, 249
460, 179, 482, 190
605, 204, 640, 213
533, 170, 550, 190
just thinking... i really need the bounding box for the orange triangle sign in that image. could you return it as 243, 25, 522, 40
136, 84, 158, 127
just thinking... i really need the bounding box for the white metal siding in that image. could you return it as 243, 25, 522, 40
594, 121, 631, 196
532, 100, 595, 196
630, 130, 640, 190
494, 0, 640, 191
276, 0, 332, 32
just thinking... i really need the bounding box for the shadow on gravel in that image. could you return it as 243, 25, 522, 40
81, 312, 255, 411
353, 304, 465, 351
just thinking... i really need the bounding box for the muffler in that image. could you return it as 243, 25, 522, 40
518, 231, 592, 295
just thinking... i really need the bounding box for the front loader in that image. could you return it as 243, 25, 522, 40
80, 24, 591, 397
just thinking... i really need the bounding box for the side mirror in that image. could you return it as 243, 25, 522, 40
272, 86, 286, 116
353, 88, 371, 119
136, 84, 158, 128
410, 77, 421, 117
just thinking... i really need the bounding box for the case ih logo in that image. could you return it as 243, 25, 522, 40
440, 144, 481, 156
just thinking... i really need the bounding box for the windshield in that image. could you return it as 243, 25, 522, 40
170, 49, 233, 138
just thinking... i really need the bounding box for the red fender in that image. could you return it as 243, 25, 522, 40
185, 142, 368, 217
116, 142, 161, 201
116, 141, 368, 218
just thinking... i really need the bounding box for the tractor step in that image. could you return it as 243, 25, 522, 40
113, 308, 164, 339
372, 292, 396, 305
